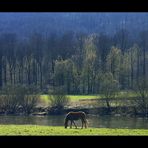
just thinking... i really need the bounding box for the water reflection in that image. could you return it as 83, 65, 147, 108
0, 115, 148, 129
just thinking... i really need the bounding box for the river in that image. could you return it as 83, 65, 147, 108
0, 115, 148, 129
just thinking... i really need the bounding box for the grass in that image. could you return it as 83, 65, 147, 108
67, 95, 99, 101
39, 91, 139, 108
40, 95, 49, 103
40, 91, 137, 105
40, 91, 138, 105
40, 95, 99, 103
0, 125, 148, 135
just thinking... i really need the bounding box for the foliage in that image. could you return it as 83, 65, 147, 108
0, 23, 148, 96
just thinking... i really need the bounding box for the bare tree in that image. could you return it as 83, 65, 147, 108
99, 72, 119, 113
134, 77, 148, 116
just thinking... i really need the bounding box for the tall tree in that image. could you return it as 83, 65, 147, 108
139, 31, 148, 86
106, 46, 121, 81
0, 46, 2, 88
82, 35, 97, 94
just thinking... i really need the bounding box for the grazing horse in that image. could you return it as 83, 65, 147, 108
64, 111, 88, 129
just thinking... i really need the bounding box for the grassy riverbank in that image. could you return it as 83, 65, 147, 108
0, 125, 148, 135
40, 91, 138, 102
40, 95, 99, 103
39, 91, 139, 108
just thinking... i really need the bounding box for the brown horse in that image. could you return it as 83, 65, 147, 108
64, 111, 88, 129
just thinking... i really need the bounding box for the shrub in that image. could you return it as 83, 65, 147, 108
133, 77, 148, 116
0, 85, 21, 114
0, 85, 40, 115
18, 85, 40, 115
48, 87, 70, 114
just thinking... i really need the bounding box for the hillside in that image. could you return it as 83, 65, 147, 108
0, 12, 148, 38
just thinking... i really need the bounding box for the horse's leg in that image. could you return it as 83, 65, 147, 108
70, 120, 73, 128
81, 119, 83, 129
72, 121, 77, 129
85, 120, 87, 128
84, 119, 87, 128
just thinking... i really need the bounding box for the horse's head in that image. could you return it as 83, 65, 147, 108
65, 123, 68, 128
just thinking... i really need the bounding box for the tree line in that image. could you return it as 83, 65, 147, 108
0, 29, 148, 94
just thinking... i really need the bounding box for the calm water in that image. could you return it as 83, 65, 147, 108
0, 115, 148, 129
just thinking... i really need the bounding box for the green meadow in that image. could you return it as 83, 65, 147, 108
0, 125, 148, 135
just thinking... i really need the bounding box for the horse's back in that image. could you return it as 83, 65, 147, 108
66, 111, 86, 120
67, 111, 86, 116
